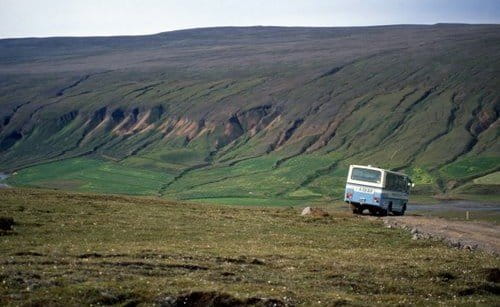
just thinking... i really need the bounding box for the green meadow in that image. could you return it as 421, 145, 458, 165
6, 153, 500, 205
7, 158, 174, 196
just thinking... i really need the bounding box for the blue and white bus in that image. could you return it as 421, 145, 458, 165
344, 165, 413, 216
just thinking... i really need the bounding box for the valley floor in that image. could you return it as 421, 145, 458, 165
0, 188, 499, 306
4, 155, 500, 207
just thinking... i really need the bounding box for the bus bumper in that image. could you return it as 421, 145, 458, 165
344, 190, 384, 208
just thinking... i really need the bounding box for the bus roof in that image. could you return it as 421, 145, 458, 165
349, 164, 408, 177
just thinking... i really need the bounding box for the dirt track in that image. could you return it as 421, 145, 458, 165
377, 216, 500, 255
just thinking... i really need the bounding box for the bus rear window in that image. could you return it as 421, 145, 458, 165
351, 168, 381, 183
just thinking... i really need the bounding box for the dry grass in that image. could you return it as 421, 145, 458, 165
0, 188, 499, 306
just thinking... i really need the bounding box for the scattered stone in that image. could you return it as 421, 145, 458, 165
300, 207, 329, 217
250, 258, 265, 265
382, 216, 497, 254
463, 244, 477, 251
156, 296, 176, 307
301, 207, 311, 216
420, 233, 430, 240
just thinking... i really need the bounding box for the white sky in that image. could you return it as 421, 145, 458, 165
0, 0, 499, 38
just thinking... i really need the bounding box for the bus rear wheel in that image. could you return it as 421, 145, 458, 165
368, 208, 386, 216
393, 204, 406, 216
378, 209, 388, 216
350, 204, 362, 214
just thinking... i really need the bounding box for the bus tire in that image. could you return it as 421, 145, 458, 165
350, 204, 361, 214
378, 209, 388, 216
394, 204, 406, 216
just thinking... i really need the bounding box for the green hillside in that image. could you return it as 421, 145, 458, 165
0, 25, 499, 203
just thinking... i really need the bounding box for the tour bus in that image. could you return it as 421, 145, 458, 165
344, 165, 414, 215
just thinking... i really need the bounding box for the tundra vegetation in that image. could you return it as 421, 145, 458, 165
0, 188, 499, 305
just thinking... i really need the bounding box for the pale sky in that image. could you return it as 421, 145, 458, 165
1, 0, 499, 38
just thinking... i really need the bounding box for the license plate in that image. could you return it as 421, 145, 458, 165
356, 186, 373, 193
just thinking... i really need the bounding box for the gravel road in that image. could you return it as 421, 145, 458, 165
380, 215, 500, 255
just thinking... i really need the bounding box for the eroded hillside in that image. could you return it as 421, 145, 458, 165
0, 25, 499, 201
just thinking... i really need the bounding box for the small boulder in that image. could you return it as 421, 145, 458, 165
250, 258, 265, 265
301, 207, 329, 217
464, 244, 477, 251
301, 207, 312, 216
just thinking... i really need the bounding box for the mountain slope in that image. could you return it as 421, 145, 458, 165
1, 25, 499, 202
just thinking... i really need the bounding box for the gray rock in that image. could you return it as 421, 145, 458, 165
300, 207, 329, 217
464, 244, 477, 251
156, 296, 176, 307
301, 207, 312, 216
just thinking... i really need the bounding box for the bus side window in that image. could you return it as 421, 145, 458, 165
386, 173, 407, 193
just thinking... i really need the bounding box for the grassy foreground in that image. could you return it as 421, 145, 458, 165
0, 188, 499, 306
